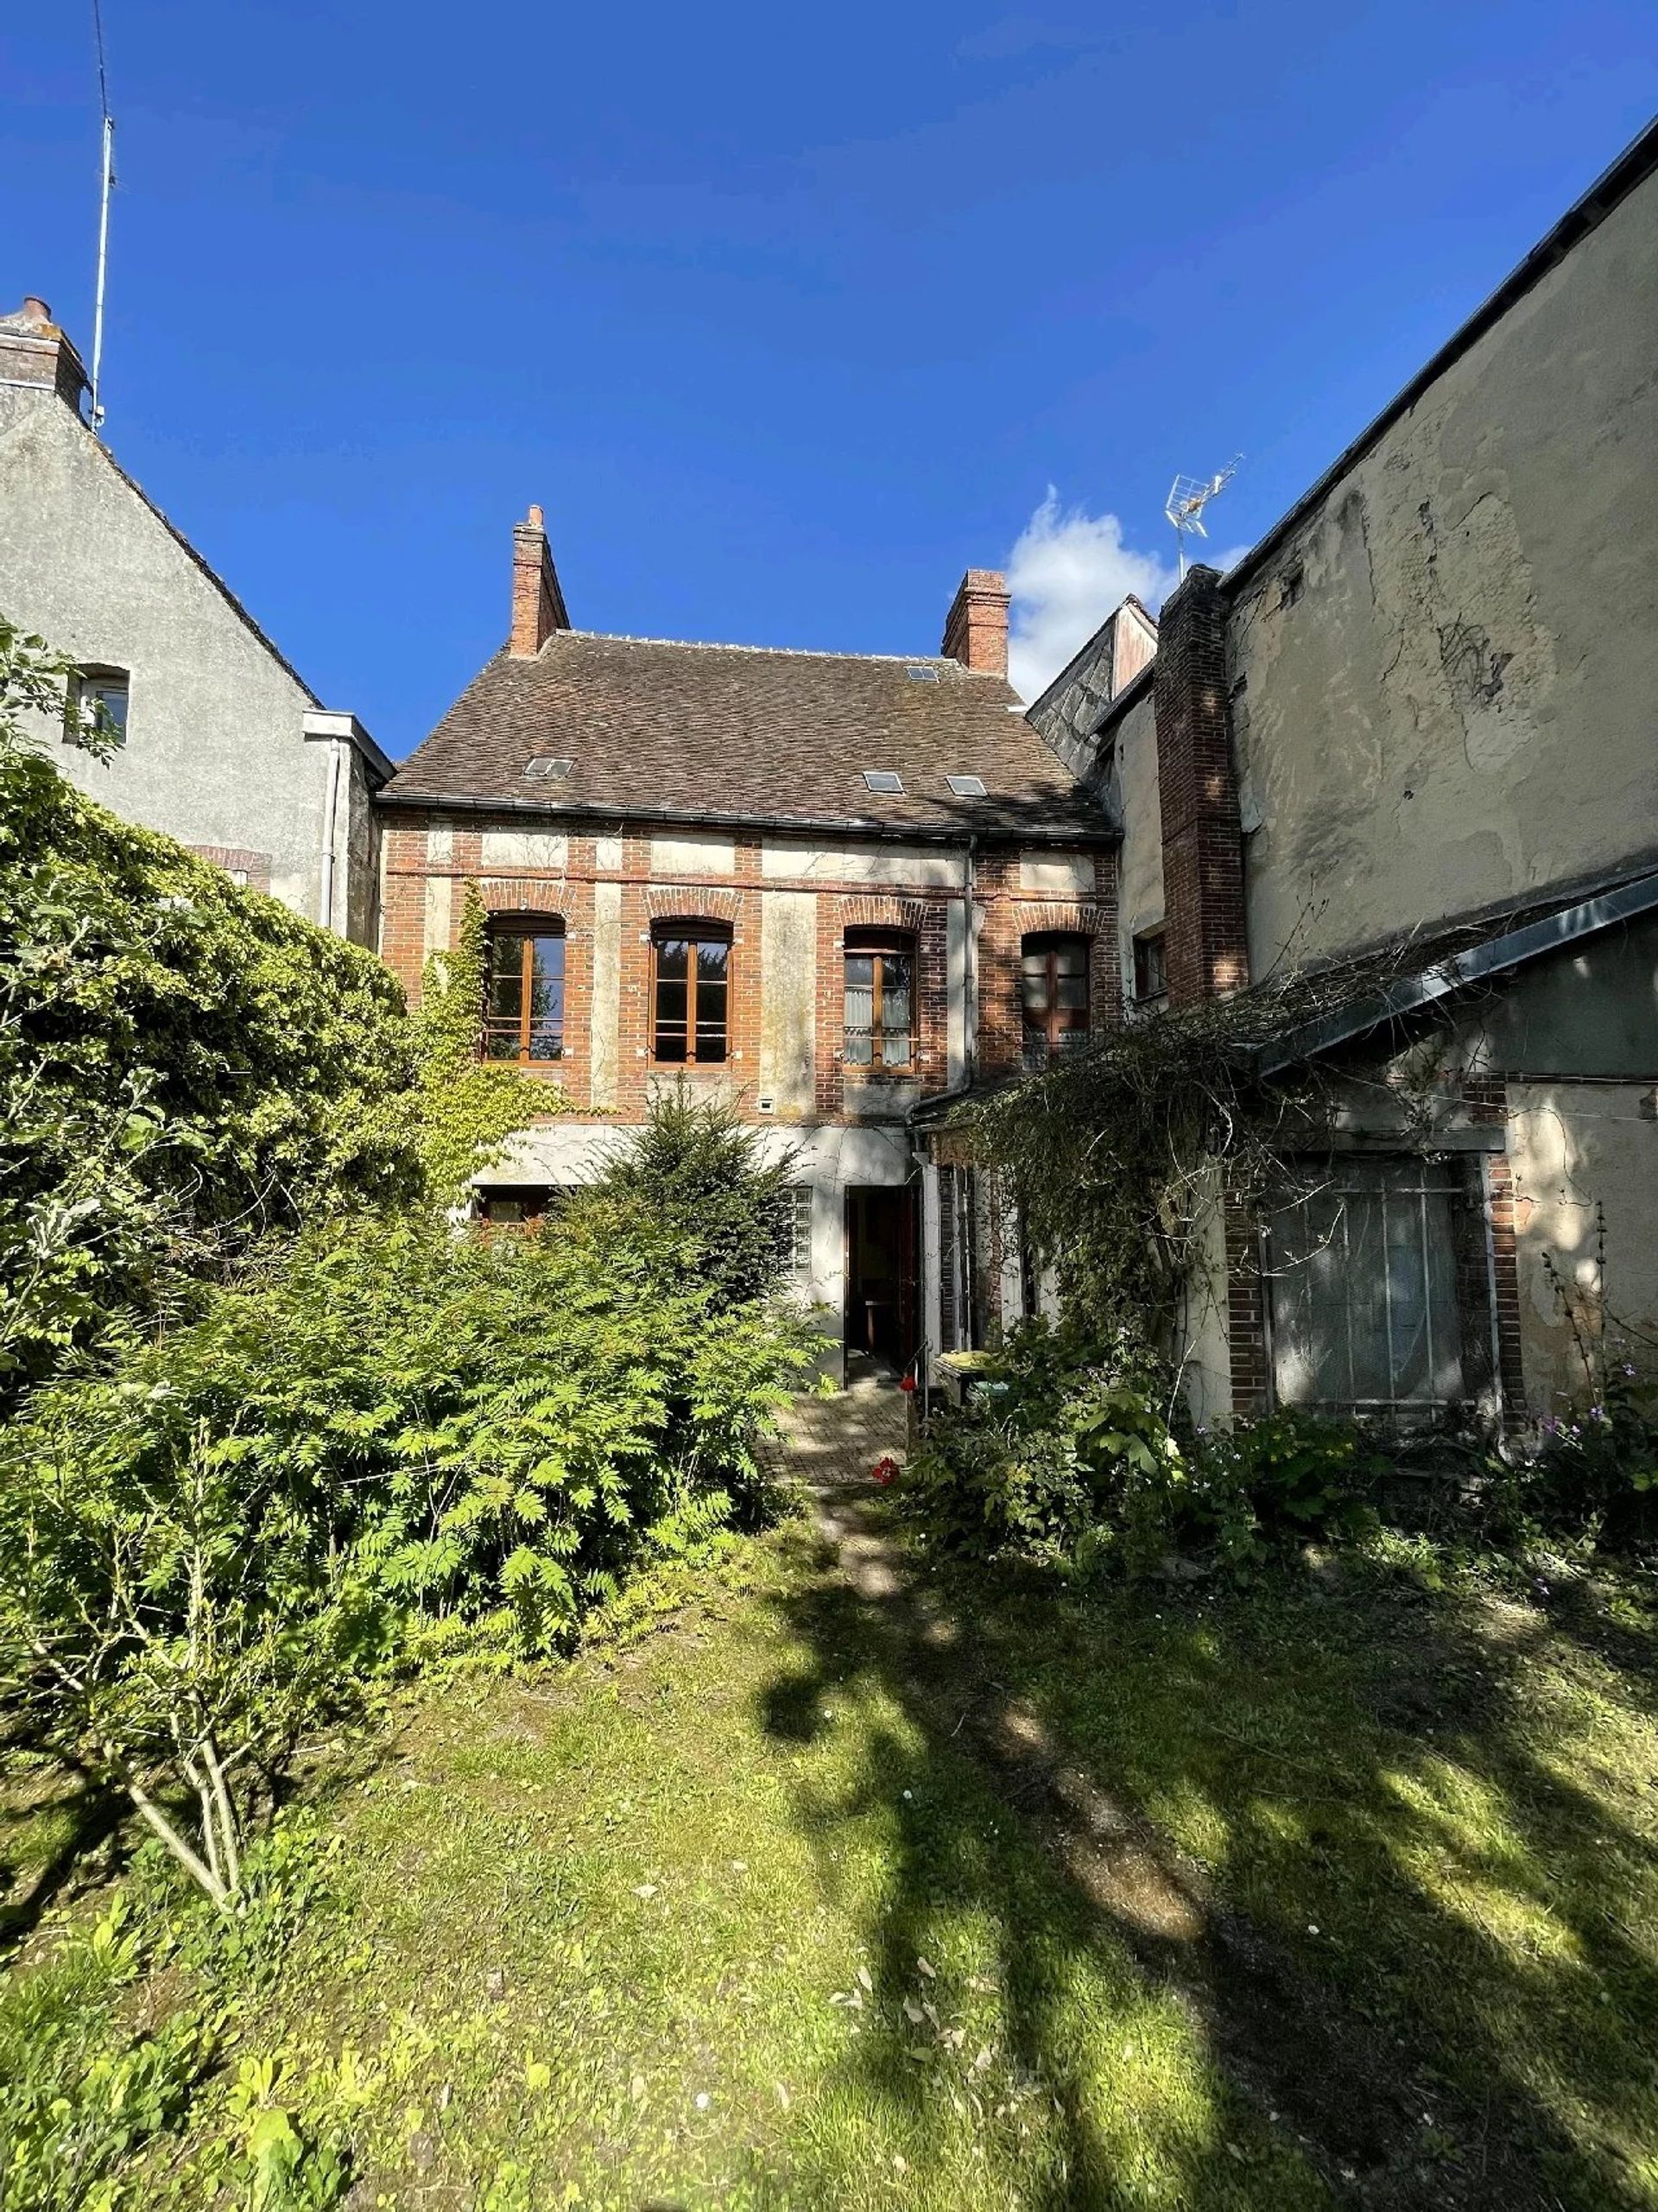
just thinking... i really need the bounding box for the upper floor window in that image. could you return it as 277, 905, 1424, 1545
1132, 928, 1168, 1005
845, 929, 914, 1071
1021, 933, 1090, 1065
484, 921, 566, 1064
66, 665, 130, 747
653, 921, 730, 1063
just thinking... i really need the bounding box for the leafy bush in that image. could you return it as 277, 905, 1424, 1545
907, 1321, 1377, 1581
1, 1205, 815, 1898
575, 1082, 798, 1309
0, 622, 415, 1394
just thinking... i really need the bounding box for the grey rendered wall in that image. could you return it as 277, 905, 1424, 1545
0, 383, 347, 934
1228, 168, 1658, 977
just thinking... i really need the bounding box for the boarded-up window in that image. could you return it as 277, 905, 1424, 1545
1268, 1158, 1474, 1413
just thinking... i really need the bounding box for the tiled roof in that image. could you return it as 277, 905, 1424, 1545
383, 631, 1109, 839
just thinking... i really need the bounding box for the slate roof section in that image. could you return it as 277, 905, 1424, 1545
384, 631, 1111, 839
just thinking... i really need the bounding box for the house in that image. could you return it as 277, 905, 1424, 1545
376, 512, 1116, 1377
1000, 117, 1658, 1426
0, 296, 389, 942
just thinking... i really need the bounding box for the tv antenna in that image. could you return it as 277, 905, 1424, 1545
90, 0, 117, 434
1164, 455, 1241, 578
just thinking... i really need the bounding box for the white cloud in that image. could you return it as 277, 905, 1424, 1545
1004, 488, 1249, 703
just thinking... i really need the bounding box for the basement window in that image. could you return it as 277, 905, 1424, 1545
946, 773, 987, 798
522, 755, 574, 781
862, 770, 904, 795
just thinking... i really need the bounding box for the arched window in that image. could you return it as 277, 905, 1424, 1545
844, 927, 915, 1070
484, 919, 566, 1064
652, 919, 731, 1063
1021, 932, 1090, 1065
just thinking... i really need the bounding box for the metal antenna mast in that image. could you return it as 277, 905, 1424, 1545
90, 0, 116, 434
1164, 454, 1241, 579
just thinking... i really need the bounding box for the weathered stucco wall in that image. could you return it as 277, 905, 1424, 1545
1507, 1081, 1658, 1409
1111, 690, 1163, 998
0, 383, 377, 941
1228, 168, 1658, 975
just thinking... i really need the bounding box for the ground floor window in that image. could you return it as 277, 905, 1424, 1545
783, 1183, 813, 1275
1267, 1157, 1483, 1414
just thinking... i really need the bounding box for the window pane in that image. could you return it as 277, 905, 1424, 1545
1053, 943, 1086, 977
696, 940, 729, 986
656, 938, 689, 980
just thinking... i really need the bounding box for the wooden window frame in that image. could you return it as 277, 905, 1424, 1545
1132, 928, 1168, 1005
483, 921, 566, 1067
844, 929, 917, 1073
1021, 931, 1092, 1062
650, 919, 732, 1065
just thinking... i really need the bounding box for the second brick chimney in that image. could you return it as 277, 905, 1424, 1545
0, 297, 89, 415
940, 568, 1010, 678
509, 504, 571, 656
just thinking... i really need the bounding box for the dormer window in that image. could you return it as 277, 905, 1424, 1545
862, 770, 904, 795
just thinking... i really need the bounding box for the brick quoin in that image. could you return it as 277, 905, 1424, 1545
1153, 565, 1249, 1007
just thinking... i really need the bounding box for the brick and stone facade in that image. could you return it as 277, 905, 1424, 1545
378, 518, 1118, 1379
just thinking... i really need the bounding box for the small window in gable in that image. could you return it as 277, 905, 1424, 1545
66, 665, 130, 747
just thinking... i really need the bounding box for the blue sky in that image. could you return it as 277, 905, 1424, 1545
4, 3, 1655, 750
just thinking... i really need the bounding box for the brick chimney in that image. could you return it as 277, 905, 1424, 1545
940, 568, 1010, 678
509, 504, 571, 657
0, 297, 89, 414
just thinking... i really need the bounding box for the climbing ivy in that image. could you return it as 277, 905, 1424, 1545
408, 880, 568, 1207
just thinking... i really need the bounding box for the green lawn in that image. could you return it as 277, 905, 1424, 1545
4, 1505, 1657, 2209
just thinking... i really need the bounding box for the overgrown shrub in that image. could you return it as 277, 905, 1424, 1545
573, 1083, 797, 1310
0, 1201, 815, 1898
0, 623, 415, 1393
906, 1321, 1378, 1581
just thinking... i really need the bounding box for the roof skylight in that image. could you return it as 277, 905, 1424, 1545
946, 773, 988, 798
523, 756, 574, 780
862, 770, 905, 795
904, 664, 941, 682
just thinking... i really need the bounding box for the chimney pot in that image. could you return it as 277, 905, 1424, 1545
941, 567, 1011, 678
22, 297, 52, 325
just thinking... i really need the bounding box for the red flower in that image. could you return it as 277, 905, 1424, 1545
870, 1455, 900, 1487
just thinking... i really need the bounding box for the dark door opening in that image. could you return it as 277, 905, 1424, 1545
845, 1184, 919, 1372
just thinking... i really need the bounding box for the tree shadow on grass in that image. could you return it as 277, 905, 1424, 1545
757, 1468, 1658, 2209
0, 1758, 125, 1952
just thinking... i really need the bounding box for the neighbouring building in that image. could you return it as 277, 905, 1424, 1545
0, 296, 389, 942
377, 511, 1116, 1377
1014, 117, 1658, 1427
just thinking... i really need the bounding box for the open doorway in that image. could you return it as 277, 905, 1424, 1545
845, 1184, 919, 1374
